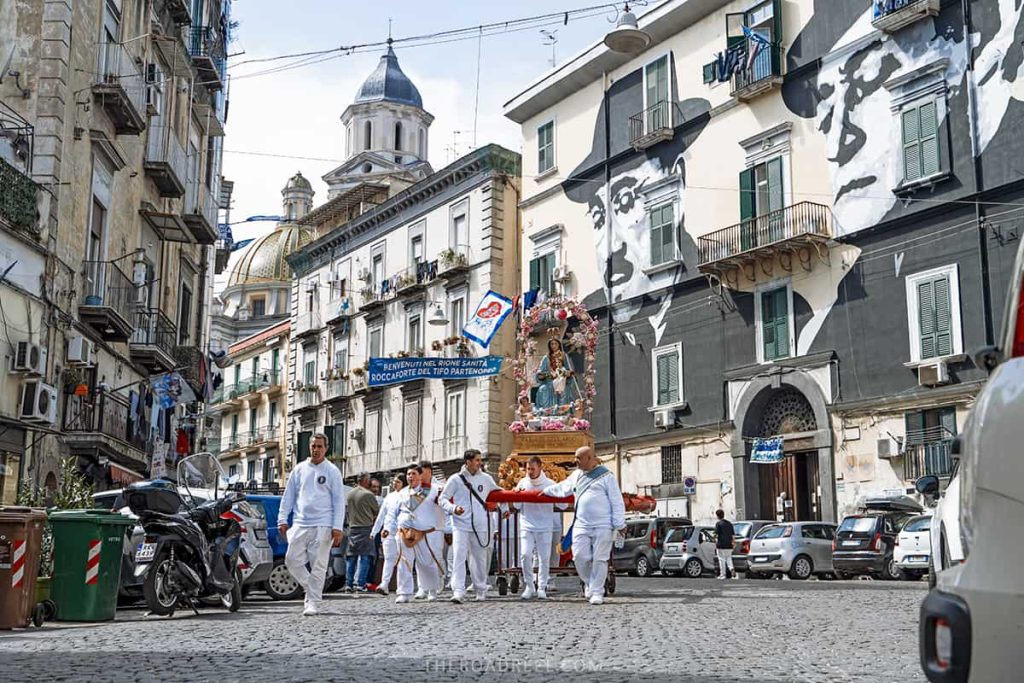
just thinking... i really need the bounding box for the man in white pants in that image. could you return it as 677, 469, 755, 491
440, 449, 500, 604
386, 465, 445, 603
371, 473, 406, 595
513, 456, 556, 600
543, 446, 625, 606
415, 461, 445, 600
277, 433, 346, 616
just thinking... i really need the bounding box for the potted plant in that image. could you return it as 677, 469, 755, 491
396, 350, 409, 358
414, 347, 425, 357
431, 340, 443, 352
396, 273, 416, 290
352, 366, 365, 377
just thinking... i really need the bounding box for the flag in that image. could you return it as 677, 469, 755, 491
462, 290, 514, 349
231, 238, 255, 252
741, 25, 771, 46
150, 371, 197, 409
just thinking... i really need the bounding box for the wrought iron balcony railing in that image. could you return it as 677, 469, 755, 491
731, 42, 783, 99
184, 25, 227, 90
903, 441, 954, 481
629, 100, 675, 149
697, 202, 832, 266
63, 390, 146, 452
93, 41, 146, 134
130, 308, 177, 363
79, 260, 135, 337
0, 157, 39, 234
144, 122, 188, 198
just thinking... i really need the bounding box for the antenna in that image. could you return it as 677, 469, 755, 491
540, 29, 558, 68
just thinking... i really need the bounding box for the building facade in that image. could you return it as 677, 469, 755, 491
0, 0, 233, 499
505, 0, 1023, 523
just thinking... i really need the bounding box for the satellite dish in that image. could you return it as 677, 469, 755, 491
603, 5, 652, 55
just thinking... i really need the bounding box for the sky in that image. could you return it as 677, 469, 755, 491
217, 0, 618, 287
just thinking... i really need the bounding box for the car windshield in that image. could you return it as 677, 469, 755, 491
734, 522, 752, 538
839, 516, 877, 533
754, 525, 788, 539
91, 493, 119, 510
665, 527, 694, 543
903, 516, 931, 532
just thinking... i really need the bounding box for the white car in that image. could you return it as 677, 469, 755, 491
917, 469, 964, 588
919, 236, 1024, 681
893, 514, 931, 580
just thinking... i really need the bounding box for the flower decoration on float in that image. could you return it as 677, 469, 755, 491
508, 421, 527, 434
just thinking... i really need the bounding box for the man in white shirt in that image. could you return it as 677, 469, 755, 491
543, 446, 626, 605
385, 465, 445, 604
370, 473, 406, 596
513, 456, 557, 600
277, 433, 346, 616
440, 449, 501, 604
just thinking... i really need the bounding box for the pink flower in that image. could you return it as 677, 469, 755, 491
573, 419, 591, 431
541, 420, 565, 431
509, 421, 526, 434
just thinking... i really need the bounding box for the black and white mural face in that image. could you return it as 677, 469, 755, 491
785, 1, 1024, 234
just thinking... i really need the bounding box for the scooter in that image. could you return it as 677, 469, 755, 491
123, 454, 245, 616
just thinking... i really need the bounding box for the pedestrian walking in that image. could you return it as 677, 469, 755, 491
344, 473, 380, 593
415, 460, 446, 600
371, 474, 406, 596
277, 432, 346, 616
714, 509, 736, 580
440, 449, 501, 603
386, 465, 445, 604
543, 446, 626, 605
512, 456, 557, 600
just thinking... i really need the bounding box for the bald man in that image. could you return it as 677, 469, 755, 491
543, 447, 625, 605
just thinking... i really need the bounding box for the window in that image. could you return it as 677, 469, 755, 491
332, 421, 346, 459
904, 406, 957, 479
446, 390, 466, 438
371, 252, 384, 288
660, 445, 682, 484
248, 407, 258, 436
402, 399, 421, 451
901, 100, 940, 183
407, 313, 422, 352
250, 297, 266, 317
537, 120, 555, 174
296, 430, 311, 463
178, 282, 193, 345
626, 522, 648, 540
230, 414, 239, 441
450, 200, 469, 252
739, 156, 784, 249
644, 54, 670, 110
228, 464, 238, 478
99, 0, 122, 76
271, 348, 280, 373
303, 347, 316, 385
364, 120, 372, 150
409, 223, 425, 264
418, 128, 426, 158
368, 323, 383, 359
250, 357, 258, 383
246, 460, 255, 482
906, 265, 962, 362
652, 343, 683, 407
529, 252, 556, 294
268, 401, 278, 429
449, 296, 466, 337
233, 364, 241, 387
394, 122, 403, 151
756, 284, 792, 362
333, 336, 348, 373
648, 203, 676, 267
88, 199, 106, 262
365, 409, 381, 456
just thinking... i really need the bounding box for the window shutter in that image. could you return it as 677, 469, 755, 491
322, 425, 335, 458
767, 157, 784, 214
933, 275, 953, 357
529, 257, 540, 291
919, 101, 940, 177
297, 431, 311, 463
939, 407, 957, 439
905, 411, 926, 445
771, 0, 783, 75
773, 288, 789, 358
726, 12, 746, 51
702, 61, 716, 84
917, 279, 937, 359
656, 352, 679, 405
761, 291, 776, 360
902, 107, 921, 182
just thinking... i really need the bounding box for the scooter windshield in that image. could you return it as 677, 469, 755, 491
177, 453, 225, 501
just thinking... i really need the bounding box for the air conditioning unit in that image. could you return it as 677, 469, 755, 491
357, 268, 372, 282
553, 265, 572, 283
66, 335, 95, 367
653, 409, 675, 429
20, 380, 58, 425
918, 360, 949, 387
877, 436, 904, 459
144, 64, 162, 116
12, 341, 47, 375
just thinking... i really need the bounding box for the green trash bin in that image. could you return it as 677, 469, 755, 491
48, 509, 134, 622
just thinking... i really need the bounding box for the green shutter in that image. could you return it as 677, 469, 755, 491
905, 411, 926, 445
917, 279, 937, 359
726, 12, 746, 51
297, 431, 311, 463
903, 107, 922, 182
702, 61, 716, 84
771, 0, 783, 74
740, 167, 756, 251
656, 352, 679, 406
939, 407, 957, 439
271, 348, 280, 372
322, 425, 335, 459
767, 157, 784, 213
933, 275, 953, 357
762, 287, 789, 360
919, 101, 940, 177
529, 257, 540, 291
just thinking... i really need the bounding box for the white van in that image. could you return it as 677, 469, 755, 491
919, 238, 1024, 680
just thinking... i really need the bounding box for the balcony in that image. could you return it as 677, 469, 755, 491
432, 435, 469, 463
251, 425, 282, 448
294, 387, 321, 413
0, 157, 40, 236
394, 260, 439, 297
438, 248, 471, 280
325, 297, 353, 325
184, 26, 226, 91
129, 309, 177, 372
383, 445, 423, 471
324, 377, 351, 403
92, 42, 146, 135
163, 0, 192, 24
872, 0, 939, 33
358, 286, 387, 313
629, 100, 675, 150
183, 181, 219, 244
697, 202, 833, 284
903, 441, 954, 480
295, 309, 323, 338
731, 42, 783, 102
236, 373, 261, 399
79, 260, 135, 342
257, 370, 284, 397
144, 122, 188, 198
215, 239, 232, 275
63, 391, 147, 469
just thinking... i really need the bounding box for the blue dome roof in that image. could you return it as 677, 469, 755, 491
354, 46, 423, 109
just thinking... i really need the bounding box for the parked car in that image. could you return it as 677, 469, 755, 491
246, 494, 302, 600
916, 470, 964, 589
833, 499, 921, 580
731, 520, 775, 575
746, 522, 837, 580
611, 516, 692, 577
920, 234, 1024, 682
659, 525, 718, 578
894, 514, 932, 581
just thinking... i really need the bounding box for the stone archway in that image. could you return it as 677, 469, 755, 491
730, 372, 835, 522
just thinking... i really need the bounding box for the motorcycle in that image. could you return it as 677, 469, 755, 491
124, 453, 245, 616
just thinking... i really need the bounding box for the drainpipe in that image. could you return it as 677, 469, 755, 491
603, 71, 617, 439
962, 0, 994, 345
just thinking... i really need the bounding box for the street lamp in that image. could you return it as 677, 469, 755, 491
428, 304, 449, 327
604, 4, 651, 54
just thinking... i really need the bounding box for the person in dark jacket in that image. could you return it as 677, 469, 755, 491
714, 509, 736, 580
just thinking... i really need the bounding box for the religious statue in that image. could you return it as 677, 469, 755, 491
534, 338, 575, 412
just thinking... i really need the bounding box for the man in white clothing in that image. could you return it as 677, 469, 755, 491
370, 473, 406, 596
440, 449, 501, 603
277, 433, 346, 616
543, 446, 626, 605
385, 465, 445, 603
513, 456, 556, 600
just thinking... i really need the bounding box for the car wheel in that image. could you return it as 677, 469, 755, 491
883, 557, 902, 581
684, 558, 703, 578
788, 555, 813, 580
266, 560, 302, 601
927, 567, 937, 589
635, 555, 653, 578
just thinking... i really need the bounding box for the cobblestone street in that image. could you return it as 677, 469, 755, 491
0, 577, 926, 682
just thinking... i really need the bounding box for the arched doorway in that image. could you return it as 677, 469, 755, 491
756, 389, 820, 521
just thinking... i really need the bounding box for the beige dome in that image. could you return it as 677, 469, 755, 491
227, 225, 314, 286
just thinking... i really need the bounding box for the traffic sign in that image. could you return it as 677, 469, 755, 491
683, 476, 697, 495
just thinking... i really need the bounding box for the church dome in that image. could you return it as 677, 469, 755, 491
284, 172, 312, 192
353, 46, 423, 109
227, 224, 314, 287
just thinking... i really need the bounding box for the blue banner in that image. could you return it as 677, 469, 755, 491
750, 437, 784, 464
367, 356, 504, 387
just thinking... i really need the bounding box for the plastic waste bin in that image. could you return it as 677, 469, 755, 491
0, 507, 47, 629
48, 509, 134, 622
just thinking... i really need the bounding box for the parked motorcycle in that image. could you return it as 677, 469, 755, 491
123, 453, 245, 616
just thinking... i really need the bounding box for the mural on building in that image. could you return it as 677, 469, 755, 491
783, 0, 1024, 234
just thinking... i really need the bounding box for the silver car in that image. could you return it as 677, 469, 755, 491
659, 525, 718, 578
745, 522, 837, 580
